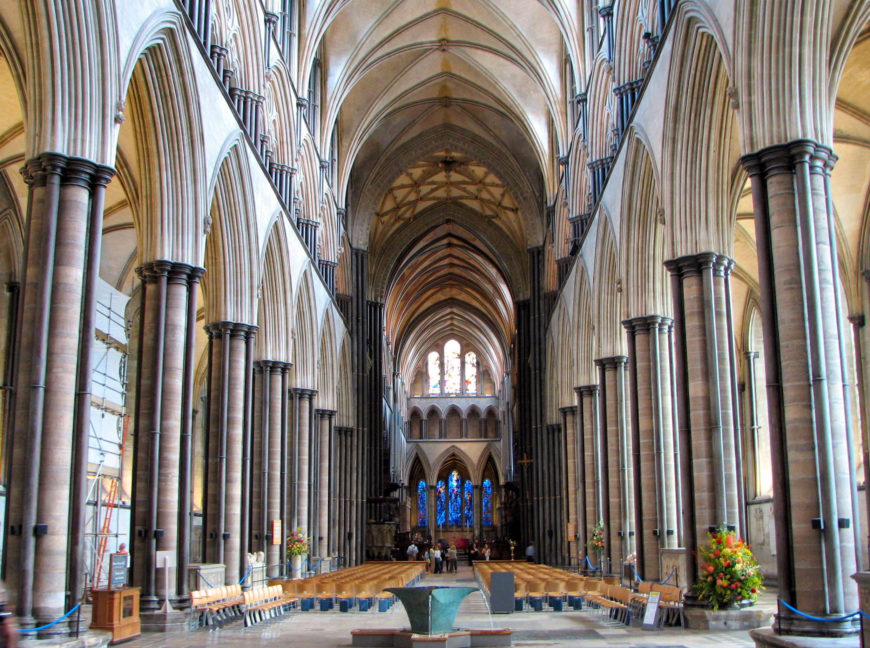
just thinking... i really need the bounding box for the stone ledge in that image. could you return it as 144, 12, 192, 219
750, 627, 860, 648
351, 629, 512, 648
20, 630, 112, 647
684, 605, 773, 631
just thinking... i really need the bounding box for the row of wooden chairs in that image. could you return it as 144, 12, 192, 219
270, 561, 425, 613
474, 562, 684, 626
190, 584, 245, 627
241, 585, 298, 627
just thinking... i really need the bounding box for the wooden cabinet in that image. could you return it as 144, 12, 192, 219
90, 587, 141, 644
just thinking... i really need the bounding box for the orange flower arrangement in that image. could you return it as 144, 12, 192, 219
693, 527, 763, 610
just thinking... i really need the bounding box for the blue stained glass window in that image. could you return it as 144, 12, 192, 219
417, 480, 427, 527
448, 471, 462, 526
482, 478, 493, 526
436, 480, 446, 526
463, 480, 473, 526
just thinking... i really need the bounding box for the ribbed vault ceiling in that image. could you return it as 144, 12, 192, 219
319, 0, 577, 390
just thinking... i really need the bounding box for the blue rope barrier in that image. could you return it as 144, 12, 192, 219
288, 560, 305, 573
198, 572, 216, 589
661, 567, 676, 585
239, 565, 253, 585
584, 555, 599, 570
17, 604, 81, 633
779, 599, 870, 623
630, 563, 643, 582
307, 557, 323, 571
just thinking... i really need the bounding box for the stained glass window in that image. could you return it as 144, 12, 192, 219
428, 351, 441, 394
464, 351, 477, 393
436, 480, 446, 526
444, 340, 461, 393
463, 480, 473, 526
417, 480, 427, 527
448, 471, 462, 526
482, 478, 493, 526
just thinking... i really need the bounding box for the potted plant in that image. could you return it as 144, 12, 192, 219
286, 528, 311, 579
693, 527, 763, 610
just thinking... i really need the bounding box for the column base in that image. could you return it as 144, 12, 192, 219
139, 608, 189, 633
138, 595, 161, 614
772, 611, 860, 637
751, 627, 859, 647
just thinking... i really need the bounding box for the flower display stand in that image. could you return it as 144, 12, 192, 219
291, 554, 305, 580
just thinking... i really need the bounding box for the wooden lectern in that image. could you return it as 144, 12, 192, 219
90, 587, 141, 644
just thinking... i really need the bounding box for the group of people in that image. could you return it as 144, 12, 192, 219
406, 541, 470, 573
467, 543, 491, 563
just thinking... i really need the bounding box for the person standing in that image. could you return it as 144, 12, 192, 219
406, 542, 419, 561
433, 546, 443, 573
525, 541, 535, 563
447, 544, 458, 573
483, 544, 491, 561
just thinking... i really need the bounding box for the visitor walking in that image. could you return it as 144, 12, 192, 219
447, 544, 458, 573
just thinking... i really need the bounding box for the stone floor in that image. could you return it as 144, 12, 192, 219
122, 564, 779, 648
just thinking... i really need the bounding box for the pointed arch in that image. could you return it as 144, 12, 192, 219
262, 56, 298, 166
121, 12, 207, 264
586, 51, 616, 162
431, 445, 476, 485
292, 266, 318, 387
335, 336, 353, 427
593, 214, 623, 357
662, 7, 738, 256
620, 131, 669, 318
202, 142, 260, 323
572, 261, 596, 385
316, 308, 338, 408
256, 215, 294, 362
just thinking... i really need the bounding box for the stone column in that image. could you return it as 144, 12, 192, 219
664, 253, 742, 586
560, 406, 578, 563
6, 155, 108, 627
742, 141, 860, 634
623, 315, 679, 581
575, 385, 599, 554
257, 361, 289, 576
131, 261, 171, 613
473, 484, 482, 539
294, 389, 316, 539
204, 322, 256, 584
33, 158, 93, 625
316, 409, 335, 560
595, 356, 633, 570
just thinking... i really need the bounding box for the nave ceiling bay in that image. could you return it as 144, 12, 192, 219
323, 1, 573, 389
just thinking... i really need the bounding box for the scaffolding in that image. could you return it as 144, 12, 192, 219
83, 285, 131, 591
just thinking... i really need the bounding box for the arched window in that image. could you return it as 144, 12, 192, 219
444, 340, 461, 393
417, 480, 428, 526
428, 351, 441, 395
448, 471, 462, 526
482, 478, 493, 527
463, 480, 473, 526
464, 351, 477, 393
436, 480, 447, 526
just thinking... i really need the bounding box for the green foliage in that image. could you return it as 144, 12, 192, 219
587, 519, 605, 553
286, 528, 311, 556
693, 527, 763, 610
